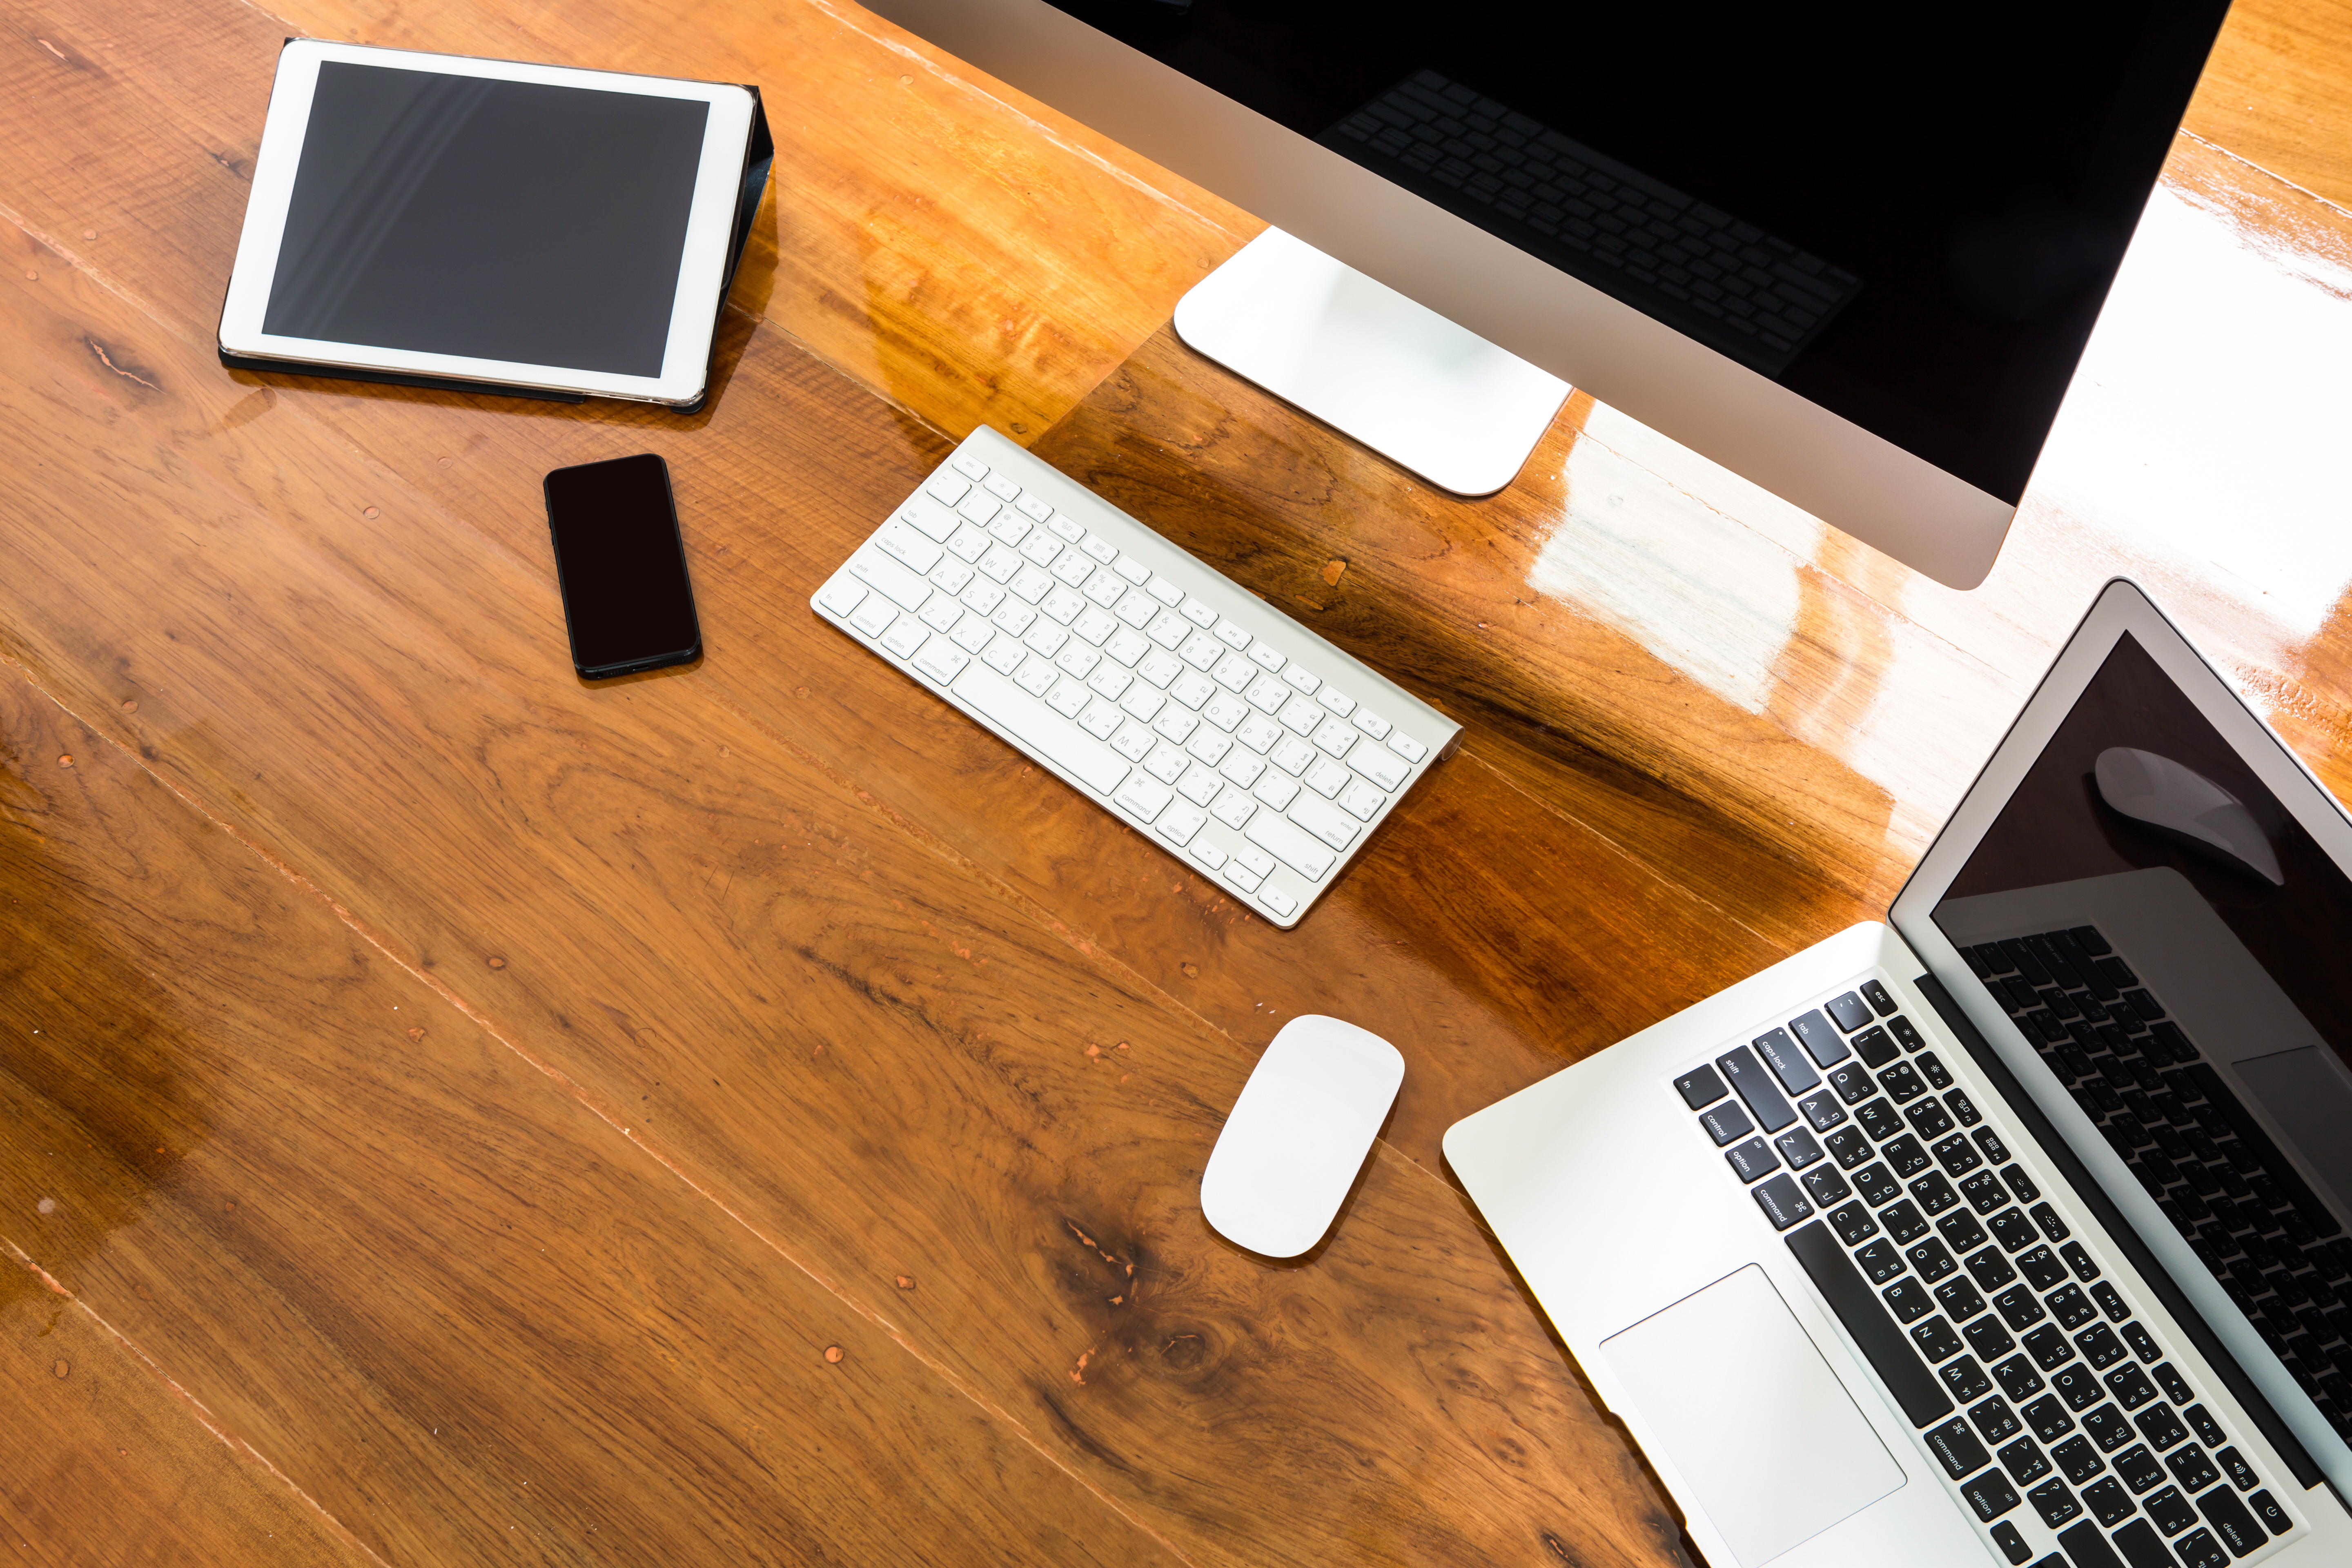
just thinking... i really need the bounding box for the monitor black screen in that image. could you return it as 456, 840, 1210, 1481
265, 62, 709, 377
1048, 0, 2229, 504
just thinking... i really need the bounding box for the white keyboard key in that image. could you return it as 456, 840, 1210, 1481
1270, 735, 1316, 776
1054, 644, 1101, 680
1290, 791, 1359, 850
1088, 666, 1134, 702
961, 581, 1005, 616
1014, 656, 1057, 697
1210, 786, 1256, 830
1337, 778, 1383, 822
1191, 842, 1228, 871
1180, 597, 1218, 628
1353, 745, 1408, 791
919, 596, 964, 634
1081, 535, 1118, 564
1214, 621, 1252, 650
851, 549, 934, 612
1176, 764, 1222, 806
930, 559, 975, 595
1202, 691, 1249, 733
1073, 606, 1118, 646
1136, 649, 1182, 688
1113, 556, 1150, 585
1048, 513, 1085, 542
1211, 651, 1255, 690
948, 455, 987, 482
1235, 711, 1283, 754
880, 616, 929, 659
876, 520, 944, 573
993, 600, 1038, 637
1144, 743, 1189, 784
982, 472, 1020, 501
1153, 709, 1200, 745
1024, 622, 1069, 659
1017, 532, 1062, 567
1236, 846, 1277, 880
1146, 577, 1184, 606
1351, 708, 1392, 739
1303, 756, 1350, 798
1078, 699, 1122, 740
1114, 589, 1157, 627
913, 639, 970, 684
1278, 695, 1324, 733
981, 634, 1026, 675
977, 545, 1021, 584
1220, 751, 1266, 788
1157, 802, 1207, 846
1281, 666, 1321, 695
1049, 552, 1093, 587
1045, 677, 1090, 719
1244, 673, 1290, 711
1187, 729, 1233, 767
848, 595, 898, 638
1040, 586, 1086, 625
1110, 721, 1155, 762
1120, 688, 1166, 723
987, 512, 1033, 548
925, 472, 971, 505
1259, 884, 1298, 918
1222, 860, 1263, 893
1009, 566, 1054, 604
900, 495, 961, 542
956, 492, 1002, 528
1145, 610, 1191, 648
1016, 493, 1054, 522
1388, 732, 1429, 763
1169, 670, 1216, 710
954, 666, 1129, 795
1178, 632, 1223, 670
1244, 813, 1336, 880
1105, 627, 1150, 667
1311, 717, 1358, 757
945, 526, 989, 564
1247, 644, 1286, 673
816, 576, 868, 617
1316, 687, 1356, 717
1114, 773, 1173, 822
1082, 572, 1125, 608
951, 616, 995, 655
1254, 771, 1301, 811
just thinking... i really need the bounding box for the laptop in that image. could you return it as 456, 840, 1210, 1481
1445, 580, 2352, 1568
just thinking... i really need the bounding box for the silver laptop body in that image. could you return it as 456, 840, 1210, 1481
1447, 581, 2352, 1568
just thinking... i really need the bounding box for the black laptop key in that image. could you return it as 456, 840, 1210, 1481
1785, 1222, 1953, 1425
1852, 1025, 1899, 1068
2152, 1363, 2192, 1408
1945, 1090, 1982, 1127
1911, 1170, 1961, 1215
1907, 1239, 1956, 1283
2060, 1519, 2130, 1568
2045, 1283, 2095, 1330
2000, 940, 2053, 986
1773, 1126, 1824, 1171
2081, 1475, 2135, 1527
2109, 1520, 2174, 1568
2133, 1401, 2185, 1449
1995, 1285, 2046, 1331
1716, 1046, 1796, 1132
1965, 1315, 2016, 1362
2076, 1324, 2127, 1370
1928, 1415, 1992, 1478
2029, 1202, 2071, 1242
1962, 1468, 2022, 1521
1916, 1056, 1953, 1095
1700, 1101, 1756, 1145
1882, 1134, 1931, 1178
2001, 1167, 2041, 1207
1967, 1393, 2020, 1441
1958, 1170, 2005, 1215
1789, 1008, 1849, 1066
2144, 1484, 2197, 1535
2196, 1485, 2264, 1557
1966, 1245, 2019, 1294
1907, 1098, 1956, 1140
1854, 1097, 1903, 1142
2019, 1245, 2069, 1290
1854, 1238, 1904, 1283
1675, 1064, 1729, 1108
2053, 1363, 2106, 1411
1826, 1061, 1874, 1104
1860, 979, 1898, 1016
1882, 1276, 1936, 1323
2053, 1432, 2104, 1483
1942, 1355, 1996, 1403
2023, 1323, 2075, 1372
1824, 1127, 1873, 1170
1993, 1354, 2044, 1401
2087, 1409, 2137, 1459
2116, 1444, 2166, 1494
1751, 1027, 1820, 1096
1828, 1201, 1878, 1246
1888, 1013, 1927, 1051
2023, 1393, 2074, 1442
1939, 1209, 1988, 1254
2165, 1442, 2218, 1494
1878, 1062, 1927, 1104
2000, 1434, 2051, 1484
1975, 1127, 2013, 1165
1880, 1199, 1929, 1244
1726, 1136, 1779, 1182
1989, 1519, 2032, 1564
1752, 1172, 1812, 1229
2121, 1322, 2160, 1363
1936, 1276, 1987, 1323
2171, 1529, 2228, 1568
2105, 1364, 2158, 1411
1934, 1133, 1983, 1179
2214, 1446, 2254, 1490
2247, 1489, 2290, 1535
1913, 1315, 1965, 1362
1801, 1165, 1851, 1208
1853, 1163, 1901, 1205
1824, 990, 1873, 1033
1796, 1090, 1846, 1132
2029, 1475, 2081, 1528
2121, 988, 2164, 1024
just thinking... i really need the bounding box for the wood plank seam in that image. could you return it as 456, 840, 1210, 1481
2178, 125, 2352, 222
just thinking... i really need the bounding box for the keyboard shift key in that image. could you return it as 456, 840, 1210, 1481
1717, 1046, 1798, 1132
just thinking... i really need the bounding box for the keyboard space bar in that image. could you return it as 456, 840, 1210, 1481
953, 666, 1131, 795
1785, 1222, 1953, 1428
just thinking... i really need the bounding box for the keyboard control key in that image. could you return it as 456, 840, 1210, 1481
847, 593, 898, 639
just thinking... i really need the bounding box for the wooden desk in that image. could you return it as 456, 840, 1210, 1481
4, 2, 2351, 1563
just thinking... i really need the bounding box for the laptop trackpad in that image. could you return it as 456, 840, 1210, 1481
1602, 1265, 1905, 1567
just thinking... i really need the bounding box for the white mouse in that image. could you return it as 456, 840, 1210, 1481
2094, 746, 2283, 886
1200, 1016, 1404, 1258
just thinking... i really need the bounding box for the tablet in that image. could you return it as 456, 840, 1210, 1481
219, 40, 760, 406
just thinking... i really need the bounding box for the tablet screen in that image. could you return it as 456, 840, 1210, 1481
263, 61, 710, 377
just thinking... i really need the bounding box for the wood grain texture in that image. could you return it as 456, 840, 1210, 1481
2185, 0, 2352, 211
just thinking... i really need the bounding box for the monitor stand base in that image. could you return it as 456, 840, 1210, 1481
1172, 228, 1572, 497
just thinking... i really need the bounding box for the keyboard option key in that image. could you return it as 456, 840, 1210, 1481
1724, 1137, 1778, 1183
1155, 802, 1207, 846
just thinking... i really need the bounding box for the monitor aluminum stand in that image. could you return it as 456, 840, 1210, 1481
1173, 228, 1572, 497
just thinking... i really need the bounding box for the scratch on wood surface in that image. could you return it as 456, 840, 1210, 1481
85, 335, 160, 391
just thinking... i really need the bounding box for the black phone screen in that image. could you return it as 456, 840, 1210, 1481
543, 453, 701, 677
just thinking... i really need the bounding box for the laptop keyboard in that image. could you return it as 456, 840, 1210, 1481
1959, 927, 2352, 1447
1675, 977, 2301, 1567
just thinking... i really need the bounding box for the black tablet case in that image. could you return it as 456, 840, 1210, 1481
218, 62, 773, 416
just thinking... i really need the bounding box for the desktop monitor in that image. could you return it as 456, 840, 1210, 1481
867, 0, 2232, 589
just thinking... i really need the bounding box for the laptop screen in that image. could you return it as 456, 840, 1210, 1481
1927, 628, 2352, 1452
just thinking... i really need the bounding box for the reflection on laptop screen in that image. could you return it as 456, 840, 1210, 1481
1929, 631, 2352, 1447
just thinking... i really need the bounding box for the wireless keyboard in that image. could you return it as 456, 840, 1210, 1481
810, 427, 1459, 928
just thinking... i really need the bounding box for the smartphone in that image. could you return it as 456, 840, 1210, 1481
543, 453, 702, 679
